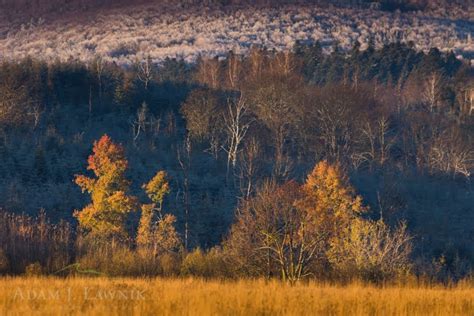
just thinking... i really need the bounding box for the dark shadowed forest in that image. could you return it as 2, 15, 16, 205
0, 40, 473, 282
1, 0, 471, 18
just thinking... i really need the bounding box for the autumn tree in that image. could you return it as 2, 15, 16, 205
327, 219, 412, 281
299, 161, 366, 240
74, 135, 138, 242
137, 171, 180, 257
226, 161, 367, 282
302, 161, 412, 281
225, 181, 326, 282
226, 161, 374, 282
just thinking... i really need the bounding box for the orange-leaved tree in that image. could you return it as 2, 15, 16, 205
137, 171, 180, 256
74, 135, 138, 241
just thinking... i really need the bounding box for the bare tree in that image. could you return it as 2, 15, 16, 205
422, 72, 443, 113
196, 57, 221, 89
130, 102, 149, 144
248, 47, 265, 81
93, 55, 104, 103
457, 83, 474, 117
0, 86, 23, 125
314, 86, 357, 163
137, 56, 153, 90
429, 128, 473, 179
470, 88, 474, 116
272, 51, 299, 77
227, 52, 242, 89
222, 95, 252, 174
181, 89, 224, 159
238, 137, 261, 198
226, 181, 326, 283
250, 79, 297, 179
0, 82, 34, 137
353, 116, 394, 170
27, 103, 43, 129
177, 136, 192, 250
181, 89, 219, 140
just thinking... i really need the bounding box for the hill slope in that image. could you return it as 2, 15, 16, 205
0, 1, 472, 65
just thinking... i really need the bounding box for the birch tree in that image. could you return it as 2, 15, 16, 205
137, 56, 153, 90
222, 95, 252, 173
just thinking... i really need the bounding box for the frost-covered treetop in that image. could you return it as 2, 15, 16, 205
0, 2, 472, 66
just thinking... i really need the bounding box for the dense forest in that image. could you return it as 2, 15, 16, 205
1, 0, 470, 17
0, 41, 473, 281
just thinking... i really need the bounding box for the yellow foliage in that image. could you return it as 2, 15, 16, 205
74, 135, 138, 240
327, 219, 413, 281
137, 171, 180, 255
300, 161, 365, 237
143, 171, 170, 205
227, 162, 370, 281
302, 161, 365, 216
181, 248, 228, 278
136, 204, 154, 248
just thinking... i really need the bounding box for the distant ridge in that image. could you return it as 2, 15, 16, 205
1, 0, 471, 19
0, 0, 472, 65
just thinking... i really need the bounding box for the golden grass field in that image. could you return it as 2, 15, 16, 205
0, 277, 473, 315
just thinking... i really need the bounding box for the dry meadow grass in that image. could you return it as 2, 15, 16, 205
0, 277, 473, 315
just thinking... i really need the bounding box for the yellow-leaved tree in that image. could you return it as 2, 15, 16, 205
226, 161, 366, 282
327, 218, 412, 281
226, 160, 412, 282
74, 135, 138, 242
137, 171, 180, 257
300, 160, 365, 238
301, 161, 412, 281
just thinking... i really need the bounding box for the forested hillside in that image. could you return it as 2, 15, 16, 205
0, 1, 472, 66
0, 40, 473, 279
1, 0, 471, 16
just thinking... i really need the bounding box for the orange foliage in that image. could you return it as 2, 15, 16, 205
74, 135, 138, 240
299, 161, 365, 235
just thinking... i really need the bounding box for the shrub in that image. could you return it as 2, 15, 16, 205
159, 253, 181, 277
181, 248, 229, 278
78, 246, 162, 277
25, 262, 43, 276
327, 219, 413, 282
0, 210, 72, 274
